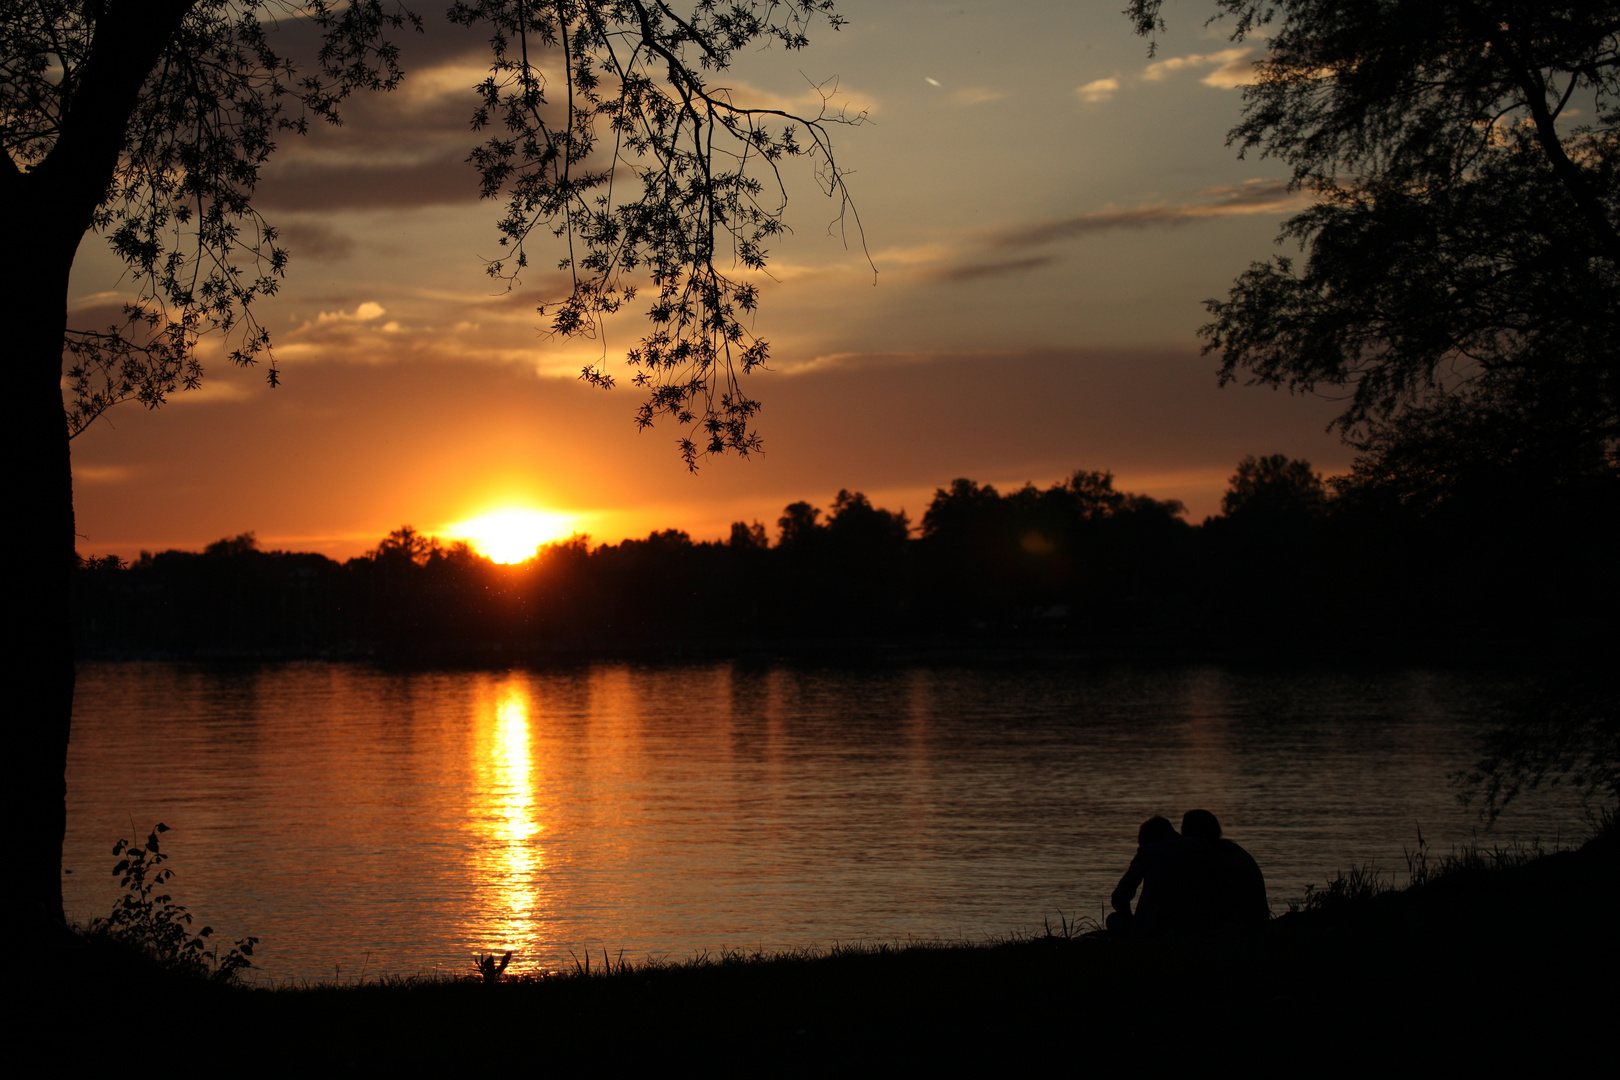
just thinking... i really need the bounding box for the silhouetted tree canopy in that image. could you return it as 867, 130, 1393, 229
1335, 375, 1620, 514
776, 501, 823, 549
7, 1, 855, 931
1127, 3, 1620, 811
728, 521, 769, 550
1129, 1, 1620, 477
826, 489, 909, 551
1220, 455, 1325, 521
205, 532, 260, 559
8, 1, 858, 450
1461, 676, 1620, 822
369, 526, 444, 568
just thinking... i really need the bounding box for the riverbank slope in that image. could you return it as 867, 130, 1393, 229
22, 823, 1616, 1069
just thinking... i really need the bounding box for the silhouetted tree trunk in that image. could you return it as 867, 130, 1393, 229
7, 229, 79, 933
3, 1, 194, 932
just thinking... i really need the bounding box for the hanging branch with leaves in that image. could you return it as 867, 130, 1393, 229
449, 0, 865, 467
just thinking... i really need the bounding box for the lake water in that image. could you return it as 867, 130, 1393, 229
63, 660, 1587, 982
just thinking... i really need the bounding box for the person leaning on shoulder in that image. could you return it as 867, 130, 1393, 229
1107, 815, 1192, 937
1106, 809, 1270, 937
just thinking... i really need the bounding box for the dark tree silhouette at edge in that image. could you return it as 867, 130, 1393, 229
5, 1, 854, 936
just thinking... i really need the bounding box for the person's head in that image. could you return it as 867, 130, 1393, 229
1181, 809, 1222, 840
1138, 815, 1177, 846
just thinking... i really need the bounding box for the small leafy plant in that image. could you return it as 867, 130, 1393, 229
473, 951, 513, 984
91, 823, 257, 982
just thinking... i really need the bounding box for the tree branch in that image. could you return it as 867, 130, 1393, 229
29, 0, 194, 243
1487, 14, 1620, 266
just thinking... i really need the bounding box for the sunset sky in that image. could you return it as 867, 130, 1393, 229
67, 0, 1351, 562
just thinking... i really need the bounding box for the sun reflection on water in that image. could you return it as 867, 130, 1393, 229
467, 678, 545, 962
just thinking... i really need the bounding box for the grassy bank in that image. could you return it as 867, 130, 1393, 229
21, 822, 1616, 1069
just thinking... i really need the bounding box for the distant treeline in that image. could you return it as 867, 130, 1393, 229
74, 455, 1617, 662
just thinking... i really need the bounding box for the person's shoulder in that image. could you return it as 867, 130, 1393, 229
1146, 834, 1203, 865
1220, 838, 1261, 866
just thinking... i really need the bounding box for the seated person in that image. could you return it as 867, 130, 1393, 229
1180, 808, 1270, 930
1107, 815, 1190, 936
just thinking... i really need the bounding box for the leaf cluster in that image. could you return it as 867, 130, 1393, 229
2, 1, 422, 436
447, 1, 862, 467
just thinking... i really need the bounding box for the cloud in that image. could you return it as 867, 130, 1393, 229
270, 292, 570, 370
398, 59, 507, 108
870, 243, 956, 267
924, 254, 1056, 283
253, 68, 867, 215
256, 149, 481, 211
1076, 78, 1119, 104
277, 221, 357, 262
911, 181, 1305, 284
1201, 54, 1263, 89
65, 292, 144, 335
711, 76, 877, 119
949, 87, 1006, 106
73, 465, 134, 484
1142, 47, 1253, 84
68, 290, 137, 315
168, 379, 257, 405
266, 12, 492, 79
989, 181, 1303, 250
781, 349, 952, 375
313, 302, 386, 326
258, 46, 509, 172
253, 43, 559, 213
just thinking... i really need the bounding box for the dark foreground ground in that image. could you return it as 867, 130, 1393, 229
20, 825, 1617, 1071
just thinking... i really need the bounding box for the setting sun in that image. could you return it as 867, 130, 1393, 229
448, 508, 577, 564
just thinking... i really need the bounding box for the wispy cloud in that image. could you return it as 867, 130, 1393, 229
1200, 53, 1263, 89
68, 290, 137, 314
871, 243, 956, 267
782, 350, 948, 375
1142, 47, 1252, 82
990, 181, 1302, 250
278, 221, 357, 262
257, 150, 481, 211
920, 77, 1006, 108
915, 181, 1303, 284
926, 254, 1056, 283
713, 76, 877, 118
167, 379, 258, 406
949, 86, 1006, 106
74, 465, 135, 484
1076, 77, 1119, 104
312, 302, 386, 327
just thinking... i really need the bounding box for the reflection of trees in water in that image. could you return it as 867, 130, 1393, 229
1459, 677, 1619, 824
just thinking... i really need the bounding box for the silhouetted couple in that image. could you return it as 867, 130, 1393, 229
1106, 809, 1269, 937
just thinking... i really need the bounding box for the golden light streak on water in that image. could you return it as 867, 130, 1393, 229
466, 677, 545, 960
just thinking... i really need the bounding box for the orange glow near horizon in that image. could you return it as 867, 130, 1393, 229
447, 508, 577, 563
